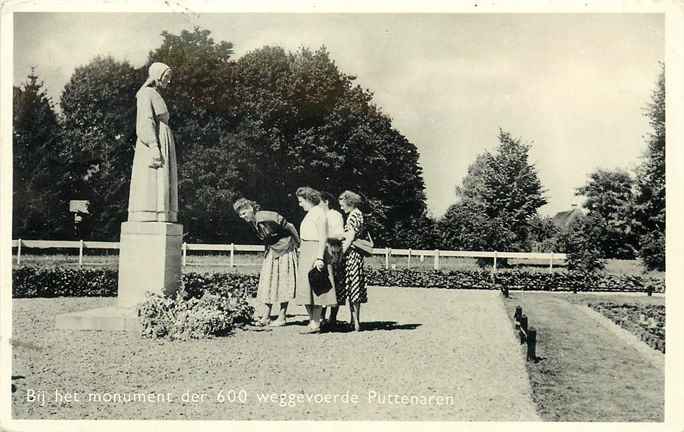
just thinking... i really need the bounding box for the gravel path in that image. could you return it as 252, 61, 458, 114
11, 288, 539, 421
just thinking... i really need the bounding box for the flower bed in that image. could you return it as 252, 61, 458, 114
12, 266, 664, 298
587, 302, 665, 353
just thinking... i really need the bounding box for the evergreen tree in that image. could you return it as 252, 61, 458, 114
633, 65, 665, 270
13, 70, 70, 239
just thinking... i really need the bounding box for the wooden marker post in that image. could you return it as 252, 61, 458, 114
527, 327, 538, 361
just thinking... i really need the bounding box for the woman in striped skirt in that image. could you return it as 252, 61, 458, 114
337, 191, 367, 331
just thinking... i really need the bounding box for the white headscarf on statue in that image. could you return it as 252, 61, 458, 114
137, 62, 171, 97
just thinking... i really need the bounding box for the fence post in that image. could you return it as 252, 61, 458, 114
493, 251, 498, 273
433, 249, 440, 270
549, 252, 554, 273
527, 327, 537, 361
182, 242, 187, 267
385, 247, 390, 270
230, 243, 235, 268
519, 314, 528, 344
17, 239, 22, 265
78, 239, 84, 269
407, 248, 412, 268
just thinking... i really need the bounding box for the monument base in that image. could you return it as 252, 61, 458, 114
117, 221, 183, 308
55, 306, 140, 331
55, 221, 183, 331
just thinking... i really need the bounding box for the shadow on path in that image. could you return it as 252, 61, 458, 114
276, 319, 422, 332
360, 321, 422, 332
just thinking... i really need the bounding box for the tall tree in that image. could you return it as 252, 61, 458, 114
633, 65, 665, 270
54, 28, 429, 245
146, 27, 238, 242
439, 129, 547, 252
13, 70, 70, 239
576, 168, 638, 259
480, 130, 547, 243
60, 56, 141, 240
228, 43, 428, 245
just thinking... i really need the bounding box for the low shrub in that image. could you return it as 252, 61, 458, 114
139, 289, 255, 340
11, 266, 118, 297
365, 268, 665, 293
11, 266, 664, 299
11, 267, 259, 298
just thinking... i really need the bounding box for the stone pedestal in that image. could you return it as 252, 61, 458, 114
55, 221, 183, 331
117, 221, 183, 307
55, 306, 140, 332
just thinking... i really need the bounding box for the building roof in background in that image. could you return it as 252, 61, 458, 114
552, 207, 585, 231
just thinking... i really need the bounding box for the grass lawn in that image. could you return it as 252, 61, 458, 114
502, 292, 664, 422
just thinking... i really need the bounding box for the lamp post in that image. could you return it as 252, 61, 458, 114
69, 200, 90, 239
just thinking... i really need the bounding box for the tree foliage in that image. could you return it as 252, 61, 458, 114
557, 215, 606, 272
576, 169, 638, 259
59, 56, 141, 240
13, 70, 70, 239
439, 129, 547, 253
55, 28, 428, 244
633, 65, 665, 270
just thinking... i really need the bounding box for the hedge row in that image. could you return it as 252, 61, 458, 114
11, 266, 664, 298
366, 268, 665, 293
11, 267, 259, 298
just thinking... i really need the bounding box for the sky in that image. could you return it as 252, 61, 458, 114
13, 12, 664, 217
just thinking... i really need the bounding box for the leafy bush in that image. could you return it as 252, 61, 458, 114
138, 289, 254, 340
640, 231, 665, 272
557, 216, 606, 272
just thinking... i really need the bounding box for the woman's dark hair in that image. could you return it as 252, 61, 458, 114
320, 191, 338, 208
325, 238, 343, 267
296, 186, 321, 205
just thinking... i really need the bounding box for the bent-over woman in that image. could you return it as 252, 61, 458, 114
234, 198, 300, 327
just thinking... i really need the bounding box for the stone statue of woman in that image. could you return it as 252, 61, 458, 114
128, 62, 178, 222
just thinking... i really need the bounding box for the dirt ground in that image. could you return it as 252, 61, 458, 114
11, 287, 538, 421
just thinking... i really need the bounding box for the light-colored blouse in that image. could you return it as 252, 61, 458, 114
300, 205, 327, 241
326, 209, 345, 238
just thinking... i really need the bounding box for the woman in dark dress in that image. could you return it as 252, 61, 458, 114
234, 198, 300, 327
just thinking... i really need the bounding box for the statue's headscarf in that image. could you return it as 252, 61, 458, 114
137, 62, 171, 96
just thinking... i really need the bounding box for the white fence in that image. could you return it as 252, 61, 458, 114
11, 239, 566, 272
